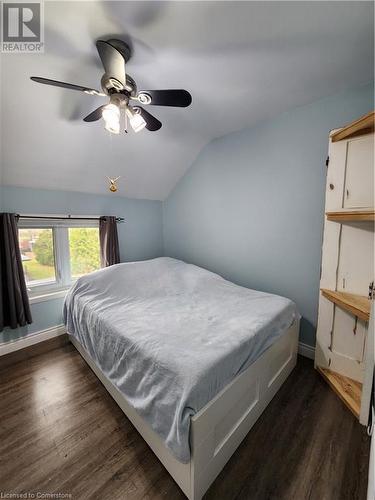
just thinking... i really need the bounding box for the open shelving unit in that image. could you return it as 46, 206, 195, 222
321, 289, 371, 322
317, 367, 362, 418
315, 110, 374, 426
326, 209, 375, 223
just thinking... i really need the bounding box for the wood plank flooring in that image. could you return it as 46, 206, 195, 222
0, 343, 370, 500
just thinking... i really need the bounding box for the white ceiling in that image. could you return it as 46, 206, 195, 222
0, 1, 373, 200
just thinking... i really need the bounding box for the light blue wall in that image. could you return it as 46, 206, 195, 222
0, 299, 64, 343
2, 84, 374, 347
163, 83, 374, 347
1, 186, 163, 342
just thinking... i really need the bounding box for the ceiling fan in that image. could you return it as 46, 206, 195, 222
30, 38, 192, 134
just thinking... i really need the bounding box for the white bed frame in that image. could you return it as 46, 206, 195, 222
70, 318, 299, 500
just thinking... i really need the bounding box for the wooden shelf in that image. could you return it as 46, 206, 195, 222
326, 209, 375, 223
331, 111, 375, 142
317, 367, 362, 418
321, 289, 371, 322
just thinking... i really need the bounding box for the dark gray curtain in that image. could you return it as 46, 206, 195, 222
99, 216, 120, 267
0, 213, 32, 331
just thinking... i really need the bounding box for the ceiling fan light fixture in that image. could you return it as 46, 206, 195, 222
130, 113, 146, 133
126, 106, 146, 133
105, 120, 120, 135
102, 103, 120, 134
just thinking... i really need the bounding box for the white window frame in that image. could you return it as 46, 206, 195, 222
18, 217, 100, 300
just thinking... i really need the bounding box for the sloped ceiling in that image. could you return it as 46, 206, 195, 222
0, 1, 373, 200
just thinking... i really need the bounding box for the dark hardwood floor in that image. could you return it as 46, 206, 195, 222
0, 343, 370, 500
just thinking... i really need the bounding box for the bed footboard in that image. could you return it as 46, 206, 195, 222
190, 318, 299, 499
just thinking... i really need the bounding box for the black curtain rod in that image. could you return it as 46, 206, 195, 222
17, 215, 125, 222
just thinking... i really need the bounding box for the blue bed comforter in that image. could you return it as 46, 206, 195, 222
63, 257, 298, 462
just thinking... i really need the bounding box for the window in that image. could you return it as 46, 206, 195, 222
18, 220, 101, 296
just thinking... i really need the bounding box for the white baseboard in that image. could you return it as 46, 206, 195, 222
0, 324, 66, 357
298, 341, 315, 360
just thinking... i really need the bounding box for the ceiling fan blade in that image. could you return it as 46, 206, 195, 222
137, 89, 192, 107
96, 40, 126, 87
134, 106, 162, 131
30, 77, 103, 96
83, 106, 105, 122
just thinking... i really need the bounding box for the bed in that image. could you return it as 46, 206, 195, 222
64, 257, 299, 499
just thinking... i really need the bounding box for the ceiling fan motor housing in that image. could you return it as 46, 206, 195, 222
109, 93, 128, 109
100, 74, 137, 97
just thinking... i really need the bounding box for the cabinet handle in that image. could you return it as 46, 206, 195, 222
353, 317, 358, 335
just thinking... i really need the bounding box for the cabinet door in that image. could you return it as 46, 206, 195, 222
337, 224, 374, 296
331, 308, 367, 364
344, 135, 374, 208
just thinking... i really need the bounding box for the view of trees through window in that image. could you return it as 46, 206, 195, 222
68, 228, 100, 278
19, 227, 101, 286
19, 228, 56, 285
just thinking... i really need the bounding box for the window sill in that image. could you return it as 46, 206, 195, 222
28, 289, 69, 304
